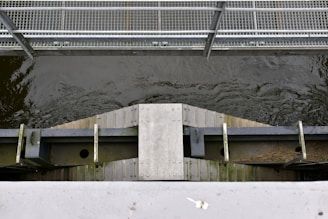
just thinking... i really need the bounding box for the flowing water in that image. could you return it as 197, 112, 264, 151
0, 55, 328, 128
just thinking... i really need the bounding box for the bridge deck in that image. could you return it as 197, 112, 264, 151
0, 0, 328, 57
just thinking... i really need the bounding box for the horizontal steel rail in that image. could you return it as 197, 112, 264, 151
0, 126, 327, 143
185, 126, 328, 141
1, 30, 328, 34
1, 7, 328, 12
0, 0, 322, 3
0, 7, 220, 11
1, 35, 327, 42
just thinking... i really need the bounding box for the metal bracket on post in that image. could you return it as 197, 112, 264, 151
298, 121, 307, 160
190, 128, 205, 158
222, 123, 229, 162
203, 2, 226, 59
0, 11, 36, 59
16, 124, 25, 164
94, 124, 99, 164
24, 129, 51, 167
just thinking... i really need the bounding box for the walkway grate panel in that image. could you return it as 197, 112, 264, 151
0, 1, 327, 56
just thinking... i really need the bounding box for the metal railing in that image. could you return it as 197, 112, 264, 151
0, 0, 328, 58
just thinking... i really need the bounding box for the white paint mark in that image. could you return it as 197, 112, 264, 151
186, 197, 209, 210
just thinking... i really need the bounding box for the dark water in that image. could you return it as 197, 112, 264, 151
0, 55, 328, 128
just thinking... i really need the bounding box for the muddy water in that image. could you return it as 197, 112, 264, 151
0, 55, 328, 128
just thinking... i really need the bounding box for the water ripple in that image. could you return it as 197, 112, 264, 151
0, 55, 327, 128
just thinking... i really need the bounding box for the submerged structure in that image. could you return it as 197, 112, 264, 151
1, 103, 328, 181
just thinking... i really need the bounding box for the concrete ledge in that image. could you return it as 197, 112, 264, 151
1, 49, 328, 57
0, 181, 327, 219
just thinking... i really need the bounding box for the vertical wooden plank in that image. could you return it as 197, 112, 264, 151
196, 107, 206, 127
219, 163, 228, 181
189, 158, 200, 181
205, 110, 216, 127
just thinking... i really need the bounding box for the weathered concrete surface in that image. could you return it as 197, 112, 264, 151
0, 181, 327, 219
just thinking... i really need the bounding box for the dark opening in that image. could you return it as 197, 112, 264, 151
220, 148, 224, 157
295, 146, 302, 153
79, 149, 89, 159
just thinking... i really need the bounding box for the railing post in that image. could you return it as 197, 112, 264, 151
223, 123, 229, 162
16, 124, 25, 164
298, 121, 307, 160
94, 124, 99, 164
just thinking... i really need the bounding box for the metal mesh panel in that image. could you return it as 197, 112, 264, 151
161, 2, 213, 33
0, 1, 328, 54
62, 2, 158, 32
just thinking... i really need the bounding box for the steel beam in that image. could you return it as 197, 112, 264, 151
0, 126, 328, 143
0, 11, 36, 59
0, 6, 220, 12
203, 2, 226, 59
2, 29, 328, 35
1, 126, 328, 168
2, 6, 327, 13
184, 126, 328, 141
1, 35, 328, 42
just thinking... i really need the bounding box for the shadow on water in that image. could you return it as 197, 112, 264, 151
0, 57, 34, 128
0, 55, 328, 128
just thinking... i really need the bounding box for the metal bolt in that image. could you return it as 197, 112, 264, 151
152, 41, 159, 46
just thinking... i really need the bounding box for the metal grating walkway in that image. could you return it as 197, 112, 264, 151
0, 0, 328, 58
